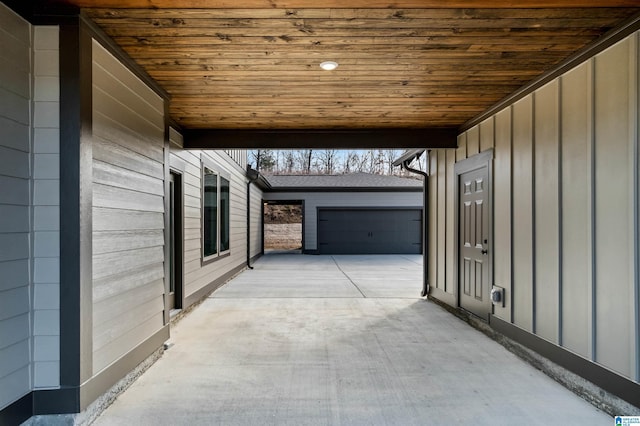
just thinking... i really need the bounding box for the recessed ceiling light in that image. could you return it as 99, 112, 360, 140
320, 61, 338, 71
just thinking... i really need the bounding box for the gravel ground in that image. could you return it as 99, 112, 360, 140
264, 223, 302, 249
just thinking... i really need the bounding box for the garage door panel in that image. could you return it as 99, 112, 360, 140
318, 209, 422, 255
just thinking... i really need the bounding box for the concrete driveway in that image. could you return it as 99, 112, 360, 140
94, 254, 610, 425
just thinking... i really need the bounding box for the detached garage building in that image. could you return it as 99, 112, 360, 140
262, 173, 423, 255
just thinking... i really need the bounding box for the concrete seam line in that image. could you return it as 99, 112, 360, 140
331, 256, 367, 298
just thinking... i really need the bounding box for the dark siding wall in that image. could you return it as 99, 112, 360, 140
91, 40, 166, 374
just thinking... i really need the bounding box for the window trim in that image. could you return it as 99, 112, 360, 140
202, 165, 219, 261
201, 157, 231, 265
218, 175, 231, 253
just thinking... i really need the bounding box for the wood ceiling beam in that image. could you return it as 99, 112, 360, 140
93, 19, 625, 31
86, 8, 637, 20
123, 48, 573, 60
183, 128, 459, 149
64, 1, 640, 9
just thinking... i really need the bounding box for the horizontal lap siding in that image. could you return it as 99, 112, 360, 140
169, 130, 251, 304
430, 30, 639, 383
250, 183, 263, 258
0, 4, 31, 409
183, 152, 246, 298
263, 192, 423, 251
32, 25, 61, 389
92, 40, 165, 374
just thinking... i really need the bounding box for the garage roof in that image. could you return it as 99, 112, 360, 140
264, 172, 423, 192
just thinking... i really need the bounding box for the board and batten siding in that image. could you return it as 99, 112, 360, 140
0, 3, 32, 409
92, 40, 166, 375
169, 129, 258, 304
429, 30, 640, 382
225, 149, 247, 171
263, 192, 423, 251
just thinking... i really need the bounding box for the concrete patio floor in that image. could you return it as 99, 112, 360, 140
93, 253, 610, 425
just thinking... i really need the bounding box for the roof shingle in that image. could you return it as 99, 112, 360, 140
263, 172, 422, 190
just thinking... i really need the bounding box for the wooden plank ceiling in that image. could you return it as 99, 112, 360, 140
71, 1, 639, 130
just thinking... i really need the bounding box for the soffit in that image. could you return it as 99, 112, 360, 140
61, 1, 639, 130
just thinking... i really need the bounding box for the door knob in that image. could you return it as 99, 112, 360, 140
481, 249, 488, 255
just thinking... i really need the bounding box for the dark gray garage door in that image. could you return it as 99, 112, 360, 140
317, 209, 422, 254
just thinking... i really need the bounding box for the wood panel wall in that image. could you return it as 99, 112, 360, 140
92, 40, 166, 374
428, 30, 640, 382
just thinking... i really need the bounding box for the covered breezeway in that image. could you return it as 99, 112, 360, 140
2, 2, 639, 423
93, 254, 609, 425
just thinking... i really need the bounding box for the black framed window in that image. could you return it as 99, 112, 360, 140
203, 167, 218, 258
202, 161, 231, 262
220, 177, 230, 252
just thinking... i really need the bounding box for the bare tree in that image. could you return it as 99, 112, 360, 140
354, 150, 369, 173
294, 149, 314, 174
362, 149, 384, 174
317, 149, 338, 174
286, 150, 296, 174
306, 149, 314, 173
250, 149, 422, 176
344, 151, 359, 173
274, 150, 281, 173
384, 149, 401, 175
